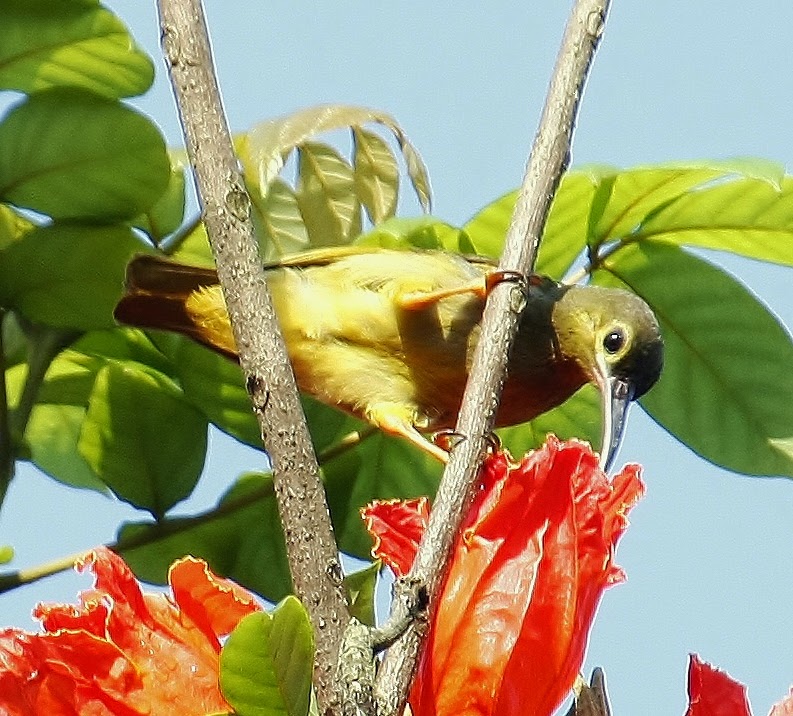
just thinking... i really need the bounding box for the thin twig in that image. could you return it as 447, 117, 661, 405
155, 1, 347, 710
374, 1, 613, 712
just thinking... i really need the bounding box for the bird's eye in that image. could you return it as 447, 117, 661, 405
603, 328, 626, 355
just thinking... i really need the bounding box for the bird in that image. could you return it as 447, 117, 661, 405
114, 247, 663, 468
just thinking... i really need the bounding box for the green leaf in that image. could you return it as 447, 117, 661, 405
353, 126, 399, 224
589, 161, 781, 247
0, 205, 35, 251
119, 472, 293, 602
594, 240, 793, 477
6, 329, 182, 492
77, 361, 207, 516
0, 545, 14, 565
629, 173, 793, 267
497, 384, 601, 457
344, 561, 379, 627
239, 103, 431, 211
296, 142, 362, 247
323, 431, 441, 558
135, 155, 187, 243
0, 88, 170, 221
355, 216, 464, 252
26, 403, 107, 491
0, 223, 148, 329
462, 170, 598, 277
220, 598, 314, 716
169, 221, 215, 267
0, 0, 154, 98
254, 178, 310, 261
150, 334, 262, 448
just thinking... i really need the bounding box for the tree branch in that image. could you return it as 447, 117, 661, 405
374, 1, 612, 712
155, 1, 347, 710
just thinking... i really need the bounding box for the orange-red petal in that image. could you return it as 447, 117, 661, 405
394, 436, 644, 716
685, 654, 751, 716
0, 547, 260, 715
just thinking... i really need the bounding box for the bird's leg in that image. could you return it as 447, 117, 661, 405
396, 270, 525, 311
365, 403, 450, 463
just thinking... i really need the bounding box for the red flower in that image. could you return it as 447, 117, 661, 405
686, 654, 793, 716
0, 547, 261, 715
363, 435, 644, 716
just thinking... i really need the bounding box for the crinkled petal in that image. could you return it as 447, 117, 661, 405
0, 547, 260, 715
362, 497, 430, 577
169, 556, 261, 640
407, 436, 644, 716
685, 654, 751, 716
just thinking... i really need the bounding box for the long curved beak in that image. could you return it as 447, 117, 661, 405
594, 357, 636, 472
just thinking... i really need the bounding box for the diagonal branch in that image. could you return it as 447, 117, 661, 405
155, 1, 347, 711
374, 0, 613, 712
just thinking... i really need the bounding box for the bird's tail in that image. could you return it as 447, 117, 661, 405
114, 255, 236, 359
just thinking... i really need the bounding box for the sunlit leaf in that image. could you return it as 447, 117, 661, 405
594, 240, 793, 477
631, 173, 793, 267
220, 598, 314, 716
254, 178, 310, 261
296, 141, 361, 247
239, 103, 431, 211
0, 205, 34, 251
356, 216, 464, 252
169, 220, 215, 267
135, 154, 187, 243
0, 0, 154, 98
0, 223, 148, 329
0, 88, 170, 220
462, 170, 600, 278
353, 126, 399, 224
78, 361, 207, 516
120, 472, 292, 602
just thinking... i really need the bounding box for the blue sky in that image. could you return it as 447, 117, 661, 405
3, 1, 793, 714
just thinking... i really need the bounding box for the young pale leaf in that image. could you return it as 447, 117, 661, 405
78, 362, 207, 517
120, 473, 293, 602
462, 170, 597, 278
595, 240, 793, 477
254, 178, 310, 261
296, 142, 362, 247
239, 103, 431, 211
0, 0, 154, 98
220, 598, 314, 716
0, 88, 170, 221
0, 223, 147, 329
353, 126, 399, 224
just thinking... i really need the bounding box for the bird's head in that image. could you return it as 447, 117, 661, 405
552, 283, 664, 470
